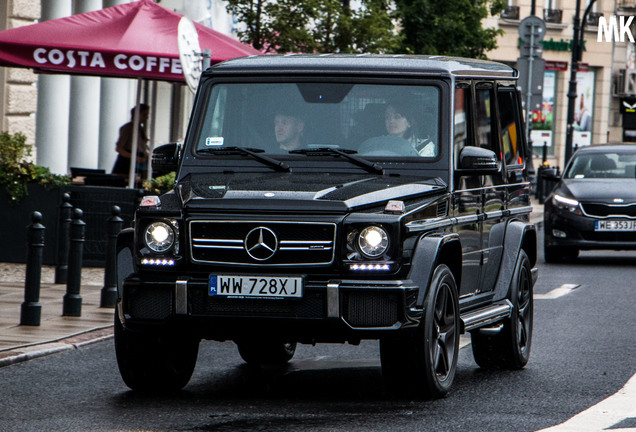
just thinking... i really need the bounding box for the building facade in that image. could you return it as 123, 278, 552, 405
485, 0, 634, 169
0, 1, 40, 148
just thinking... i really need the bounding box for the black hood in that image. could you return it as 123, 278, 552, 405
560, 178, 636, 203
177, 172, 446, 213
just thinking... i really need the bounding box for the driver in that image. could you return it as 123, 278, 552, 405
274, 109, 305, 152
384, 101, 435, 156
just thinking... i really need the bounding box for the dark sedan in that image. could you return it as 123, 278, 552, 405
544, 145, 636, 262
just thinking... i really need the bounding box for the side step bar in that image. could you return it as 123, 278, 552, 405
460, 300, 513, 333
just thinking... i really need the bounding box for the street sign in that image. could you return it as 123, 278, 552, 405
519, 15, 546, 44
517, 15, 547, 150
517, 57, 545, 110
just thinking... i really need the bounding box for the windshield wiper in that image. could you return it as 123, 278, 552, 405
198, 146, 291, 172
290, 147, 385, 175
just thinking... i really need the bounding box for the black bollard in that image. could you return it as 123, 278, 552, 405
20, 212, 45, 326
63, 208, 85, 317
55, 192, 72, 284
100, 205, 123, 308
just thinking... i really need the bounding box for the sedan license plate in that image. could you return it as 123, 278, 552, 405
209, 275, 302, 298
595, 220, 636, 231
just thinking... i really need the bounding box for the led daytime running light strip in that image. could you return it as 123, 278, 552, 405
141, 258, 175, 266
350, 263, 391, 271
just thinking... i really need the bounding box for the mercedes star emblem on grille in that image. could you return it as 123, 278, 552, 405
244, 227, 278, 261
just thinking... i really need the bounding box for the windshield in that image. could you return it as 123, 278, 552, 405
565, 151, 636, 179
194, 83, 441, 158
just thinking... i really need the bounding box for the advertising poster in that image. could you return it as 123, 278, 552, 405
531, 70, 555, 148
573, 70, 595, 147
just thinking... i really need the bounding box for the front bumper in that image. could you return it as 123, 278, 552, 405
544, 209, 636, 250
120, 276, 421, 343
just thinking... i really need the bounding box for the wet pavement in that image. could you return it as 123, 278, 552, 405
0, 263, 113, 367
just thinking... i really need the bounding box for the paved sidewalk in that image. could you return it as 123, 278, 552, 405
0, 200, 544, 368
0, 263, 114, 367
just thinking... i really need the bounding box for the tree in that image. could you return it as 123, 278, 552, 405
225, 0, 268, 51
352, 0, 403, 54
394, 0, 506, 59
226, 0, 401, 54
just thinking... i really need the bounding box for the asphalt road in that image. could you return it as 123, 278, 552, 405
1, 231, 635, 432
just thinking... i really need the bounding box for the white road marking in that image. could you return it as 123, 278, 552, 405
459, 336, 471, 349
535, 284, 580, 300
534, 373, 636, 432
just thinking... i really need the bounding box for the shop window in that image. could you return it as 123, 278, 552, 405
531, 70, 557, 158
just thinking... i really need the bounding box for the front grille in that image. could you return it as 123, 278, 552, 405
582, 202, 636, 217
342, 291, 400, 327
189, 220, 336, 266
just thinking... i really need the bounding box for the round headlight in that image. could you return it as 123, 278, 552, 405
357, 226, 389, 258
144, 222, 175, 253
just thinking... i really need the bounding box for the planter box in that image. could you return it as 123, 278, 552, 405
0, 184, 62, 265
64, 185, 142, 266
0, 184, 143, 266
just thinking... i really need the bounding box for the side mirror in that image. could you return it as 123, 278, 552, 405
458, 146, 500, 173
151, 142, 181, 177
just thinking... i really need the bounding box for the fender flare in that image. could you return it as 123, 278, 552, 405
408, 233, 462, 308
115, 227, 136, 300
493, 221, 537, 301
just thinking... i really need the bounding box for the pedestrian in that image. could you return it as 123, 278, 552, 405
112, 104, 150, 183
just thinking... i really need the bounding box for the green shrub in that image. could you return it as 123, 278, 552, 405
0, 131, 71, 204
142, 171, 176, 195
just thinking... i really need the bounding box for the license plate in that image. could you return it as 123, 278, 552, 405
209, 275, 303, 298
595, 220, 636, 231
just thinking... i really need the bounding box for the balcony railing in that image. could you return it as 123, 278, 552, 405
500, 6, 520, 20
585, 11, 603, 27
543, 8, 563, 24
618, 0, 636, 12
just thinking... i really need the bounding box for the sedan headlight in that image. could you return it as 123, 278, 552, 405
144, 221, 175, 253
552, 194, 582, 215
357, 226, 389, 258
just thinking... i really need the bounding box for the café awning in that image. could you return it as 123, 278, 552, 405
0, 0, 261, 81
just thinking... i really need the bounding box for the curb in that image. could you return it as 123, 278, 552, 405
0, 326, 113, 368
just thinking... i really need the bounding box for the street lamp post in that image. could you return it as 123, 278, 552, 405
564, 0, 582, 165
564, 0, 597, 164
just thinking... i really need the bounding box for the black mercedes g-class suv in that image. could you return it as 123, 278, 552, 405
115, 54, 538, 398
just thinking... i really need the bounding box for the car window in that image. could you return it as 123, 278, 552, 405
453, 84, 472, 167
497, 90, 523, 166
475, 84, 496, 153
194, 83, 441, 158
566, 151, 636, 179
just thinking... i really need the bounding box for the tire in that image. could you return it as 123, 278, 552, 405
381, 264, 460, 398
236, 339, 297, 366
114, 308, 199, 392
472, 249, 533, 370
